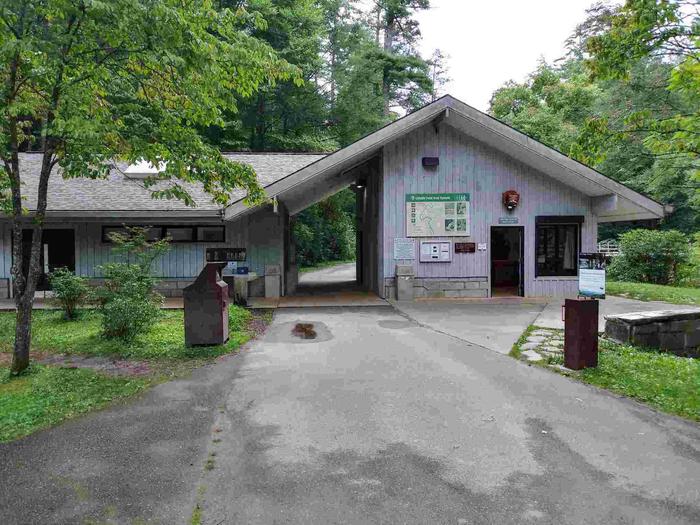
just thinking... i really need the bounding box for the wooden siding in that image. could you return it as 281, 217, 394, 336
0, 206, 284, 280
382, 123, 597, 297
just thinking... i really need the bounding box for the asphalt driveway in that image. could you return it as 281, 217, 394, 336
200, 306, 700, 524
1, 304, 699, 524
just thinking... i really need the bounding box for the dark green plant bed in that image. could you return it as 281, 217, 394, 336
0, 306, 255, 361
607, 281, 700, 305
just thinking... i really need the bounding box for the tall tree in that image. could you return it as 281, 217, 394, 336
370, 0, 432, 116
585, 0, 699, 213
0, 0, 294, 374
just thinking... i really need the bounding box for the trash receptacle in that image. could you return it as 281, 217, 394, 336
183, 263, 229, 346
563, 298, 598, 369
396, 265, 414, 301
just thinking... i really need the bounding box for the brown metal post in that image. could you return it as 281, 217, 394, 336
564, 298, 598, 369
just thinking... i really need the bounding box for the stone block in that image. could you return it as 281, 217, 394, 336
684, 329, 700, 348
630, 330, 660, 349
605, 319, 631, 344
462, 289, 488, 298
426, 290, 445, 298
463, 281, 481, 289
158, 280, 179, 290
441, 282, 465, 290
658, 332, 685, 351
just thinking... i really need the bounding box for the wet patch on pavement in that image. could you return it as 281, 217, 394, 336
264, 321, 333, 344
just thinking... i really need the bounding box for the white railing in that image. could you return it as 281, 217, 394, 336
597, 239, 621, 257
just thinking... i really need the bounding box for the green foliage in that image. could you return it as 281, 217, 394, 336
49, 268, 90, 320
0, 365, 149, 442
0, 0, 297, 206
97, 228, 170, 341
293, 188, 356, 266
489, 2, 699, 234
0, 307, 253, 361
607, 281, 700, 305
608, 229, 691, 285
581, 339, 700, 421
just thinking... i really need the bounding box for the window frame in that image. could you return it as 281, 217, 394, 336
101, 225, 226, 244
534, 216, 583, 278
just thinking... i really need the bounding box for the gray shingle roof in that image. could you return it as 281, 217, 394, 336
15, 152, 326, 215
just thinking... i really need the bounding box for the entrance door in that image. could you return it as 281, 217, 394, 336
490, 226, 524, 297
21, 229, 75, 291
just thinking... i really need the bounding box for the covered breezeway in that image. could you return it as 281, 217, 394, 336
242, 155, 386, 308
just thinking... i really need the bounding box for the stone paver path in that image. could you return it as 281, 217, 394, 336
517, 328, 567, 367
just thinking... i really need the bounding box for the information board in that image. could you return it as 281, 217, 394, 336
406, 193, 470, 237
393, 238, 416, 260
578, 253, 606, 299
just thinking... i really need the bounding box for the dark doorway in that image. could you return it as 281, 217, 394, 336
490, 226, 524, 297
21, 229, 75, 291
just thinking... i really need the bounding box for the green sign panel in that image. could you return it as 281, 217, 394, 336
406, 193, 470, 237
498, 216, 519, 225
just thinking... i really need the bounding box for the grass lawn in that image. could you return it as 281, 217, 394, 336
299, 259, 355, 273
0, 306, 255, 361
0, 365, 149, 442
512, 326, 700, 421
580, 339, 700, 421
0, 306, 266, 442
607, 281, 700, 305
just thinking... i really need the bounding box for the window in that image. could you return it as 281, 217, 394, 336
535, 217, 582, 277
197, 226, 226, 243
102, 225, 225, 243
164, 227, 195, 242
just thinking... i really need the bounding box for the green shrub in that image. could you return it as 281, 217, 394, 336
97, 227, 169, 341
676, 232, 700, 287
49, 268, 90, 320
608, 229, 691, 285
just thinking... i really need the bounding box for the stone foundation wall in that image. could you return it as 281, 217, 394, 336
0, 278, 9, 299
605, 309, 700, 358
384, 277, 489, 300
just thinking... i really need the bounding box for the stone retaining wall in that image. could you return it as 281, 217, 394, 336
605, 309, 700, 358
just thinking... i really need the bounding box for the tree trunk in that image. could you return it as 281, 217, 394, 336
11, 295, 33, 374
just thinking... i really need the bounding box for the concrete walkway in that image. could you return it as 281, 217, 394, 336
534, 295, 697, 331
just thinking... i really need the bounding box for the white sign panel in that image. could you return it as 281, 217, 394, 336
406, 193, 470, 237
419, 241, 452, 262
393, 238, 415, 260
578, 253, 606, 299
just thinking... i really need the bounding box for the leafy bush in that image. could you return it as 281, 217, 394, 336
608, 229, 691, 285
49, 268, 90, 320
676, 232, 700, 287
97, 227, 169, 341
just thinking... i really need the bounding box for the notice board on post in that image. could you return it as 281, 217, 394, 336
406, 193, 470, 237
578, 253, 606, 299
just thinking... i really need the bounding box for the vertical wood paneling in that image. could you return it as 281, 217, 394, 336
0, 211, 279, 281
382, 122, 598, 297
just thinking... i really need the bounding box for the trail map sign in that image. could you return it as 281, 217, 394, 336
406, 193, 470, 237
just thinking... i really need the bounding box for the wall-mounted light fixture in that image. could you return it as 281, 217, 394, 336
422, 157, 439, 169
502, 190, 520, 211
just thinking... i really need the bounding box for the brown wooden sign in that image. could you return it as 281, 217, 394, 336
454, 242, 476, 253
